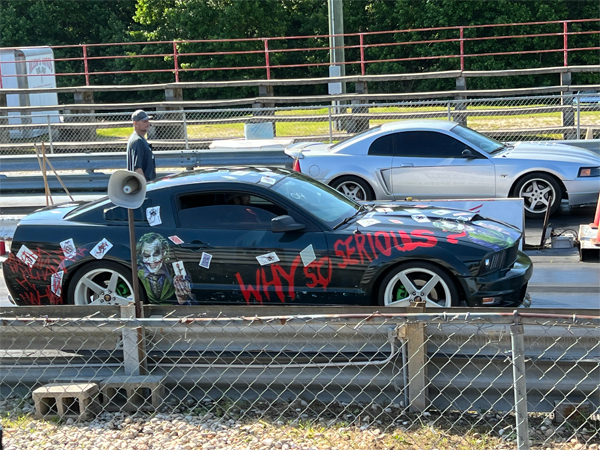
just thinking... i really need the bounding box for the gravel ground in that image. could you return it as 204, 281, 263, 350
2, 396, 599, 450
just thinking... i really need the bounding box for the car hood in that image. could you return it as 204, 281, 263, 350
498, 142, 600, 165
341, 204, 521, 252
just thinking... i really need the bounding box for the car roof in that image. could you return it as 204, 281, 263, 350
149, 166, 293, 192
379, 119, 457, 133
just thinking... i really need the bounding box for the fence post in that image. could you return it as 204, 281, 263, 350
264, 39, 271, 80
0, 93, 9, 144
182, 110, 189, 149
359, 33, 365, 76
563, 21, 568, 67
576, 93, 580, 139
121, 305, 148, 376
82, 45, 90, 86
405, 302, 427, 412
349, 82, 370, 133
46, 115, 54, 154
328, 105, 333, 143
173, 41, 180, 83
459, 27, 465, 71
251, 85, 276, 137
155, 88, 185, 145
71, 91, 96, 142
561, 72, 576, 139
454, 76, 468, 125
510, 312, 529, 450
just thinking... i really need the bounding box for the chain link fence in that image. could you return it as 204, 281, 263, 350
1, 309, 598, 449
1, 94, 599, 155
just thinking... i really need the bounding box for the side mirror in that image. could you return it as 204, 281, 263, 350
462, 149, 477, 159
271, 215, 306, 233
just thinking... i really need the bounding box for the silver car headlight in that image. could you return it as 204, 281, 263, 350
578, 167, 600, 177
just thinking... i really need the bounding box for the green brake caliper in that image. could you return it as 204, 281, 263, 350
115, 281, 131, 297
396, 283, 408, 301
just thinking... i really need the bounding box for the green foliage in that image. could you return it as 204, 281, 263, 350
0, 0, 598, 99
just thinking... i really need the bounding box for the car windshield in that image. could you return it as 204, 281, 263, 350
451, 124, 504, 154
330, 125, 382, 150
272, 173, 360, 227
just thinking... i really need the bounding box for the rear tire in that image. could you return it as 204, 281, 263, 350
511, 173, 561, 218
66, 261, 145, 306
331, 176, 375, 201
378, 262, 459, 308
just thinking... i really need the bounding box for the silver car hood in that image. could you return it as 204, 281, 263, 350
498, 142, 600, 165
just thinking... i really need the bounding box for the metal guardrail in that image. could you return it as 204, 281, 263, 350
0, 149, 293, 193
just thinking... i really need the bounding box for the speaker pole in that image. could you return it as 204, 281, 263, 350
128, 208, 143, 318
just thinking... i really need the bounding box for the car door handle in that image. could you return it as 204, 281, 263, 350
399, 163, 414, 167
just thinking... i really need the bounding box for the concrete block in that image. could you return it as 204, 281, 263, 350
32, 383, 100, 420
554, 400, 593, 425
100, 375, 165, 412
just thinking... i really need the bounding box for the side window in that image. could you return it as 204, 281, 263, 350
177, 192, 287, 229
396, 131, 475, 158
368, 134, 397, 156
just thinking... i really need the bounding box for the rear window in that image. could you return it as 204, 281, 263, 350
65, 197, 111, 219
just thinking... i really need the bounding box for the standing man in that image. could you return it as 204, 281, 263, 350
127, 109, 156, 181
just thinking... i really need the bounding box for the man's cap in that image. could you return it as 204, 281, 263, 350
131, 109, 152, 122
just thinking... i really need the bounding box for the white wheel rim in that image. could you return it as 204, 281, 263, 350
383, 267, 452, 308
519, 178, 556, 215
72, 268, 133, 305
338, 181, 367, 201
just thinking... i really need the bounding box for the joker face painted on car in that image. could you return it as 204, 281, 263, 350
139, 234, 166, 274
136, 232, 195, 305
3, 167, 532, 308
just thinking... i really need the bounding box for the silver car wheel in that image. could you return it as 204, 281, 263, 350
518, 177, 556, 215
337, 181, 367, 201
72, 267, 133, 305
382, 267, 452, 308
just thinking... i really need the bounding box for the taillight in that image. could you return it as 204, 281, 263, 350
292, 158, 301, 172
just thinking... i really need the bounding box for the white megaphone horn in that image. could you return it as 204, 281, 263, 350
108, 170, 147, 209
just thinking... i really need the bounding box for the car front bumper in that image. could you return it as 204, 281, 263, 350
563, 178, 600, 207
460, 251, 534, 307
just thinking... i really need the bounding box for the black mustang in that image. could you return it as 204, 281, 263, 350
3, 167, 532, 308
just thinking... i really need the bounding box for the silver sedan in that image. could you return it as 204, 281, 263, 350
285, 120, 600, 218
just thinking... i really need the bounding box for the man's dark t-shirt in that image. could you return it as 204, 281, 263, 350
127, 132, 156, 181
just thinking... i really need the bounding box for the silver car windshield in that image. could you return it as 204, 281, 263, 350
451, 124, 504, 154
272, 174, 360, 227
330, 125, 382, 150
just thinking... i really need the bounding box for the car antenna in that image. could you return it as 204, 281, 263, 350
354, 227, 362, 234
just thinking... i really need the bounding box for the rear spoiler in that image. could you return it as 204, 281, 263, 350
283, 142, 323, 159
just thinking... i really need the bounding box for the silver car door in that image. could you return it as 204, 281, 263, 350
361, 133, 395, 197
390, 130, 496, 200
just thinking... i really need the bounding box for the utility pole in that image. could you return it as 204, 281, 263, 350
328, 0, 346, 87
328, 0, 346, 131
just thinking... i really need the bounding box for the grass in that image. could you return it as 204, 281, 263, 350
3, 399, 598, 450
92, 108, 600, 141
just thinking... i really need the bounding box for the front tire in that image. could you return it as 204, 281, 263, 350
511, 173, 561, 218
331, 176, 375, 201
66, 261, 145, 306
378, 262, 459, 308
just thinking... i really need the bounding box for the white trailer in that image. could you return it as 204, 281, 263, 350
0, 46, 60, 138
